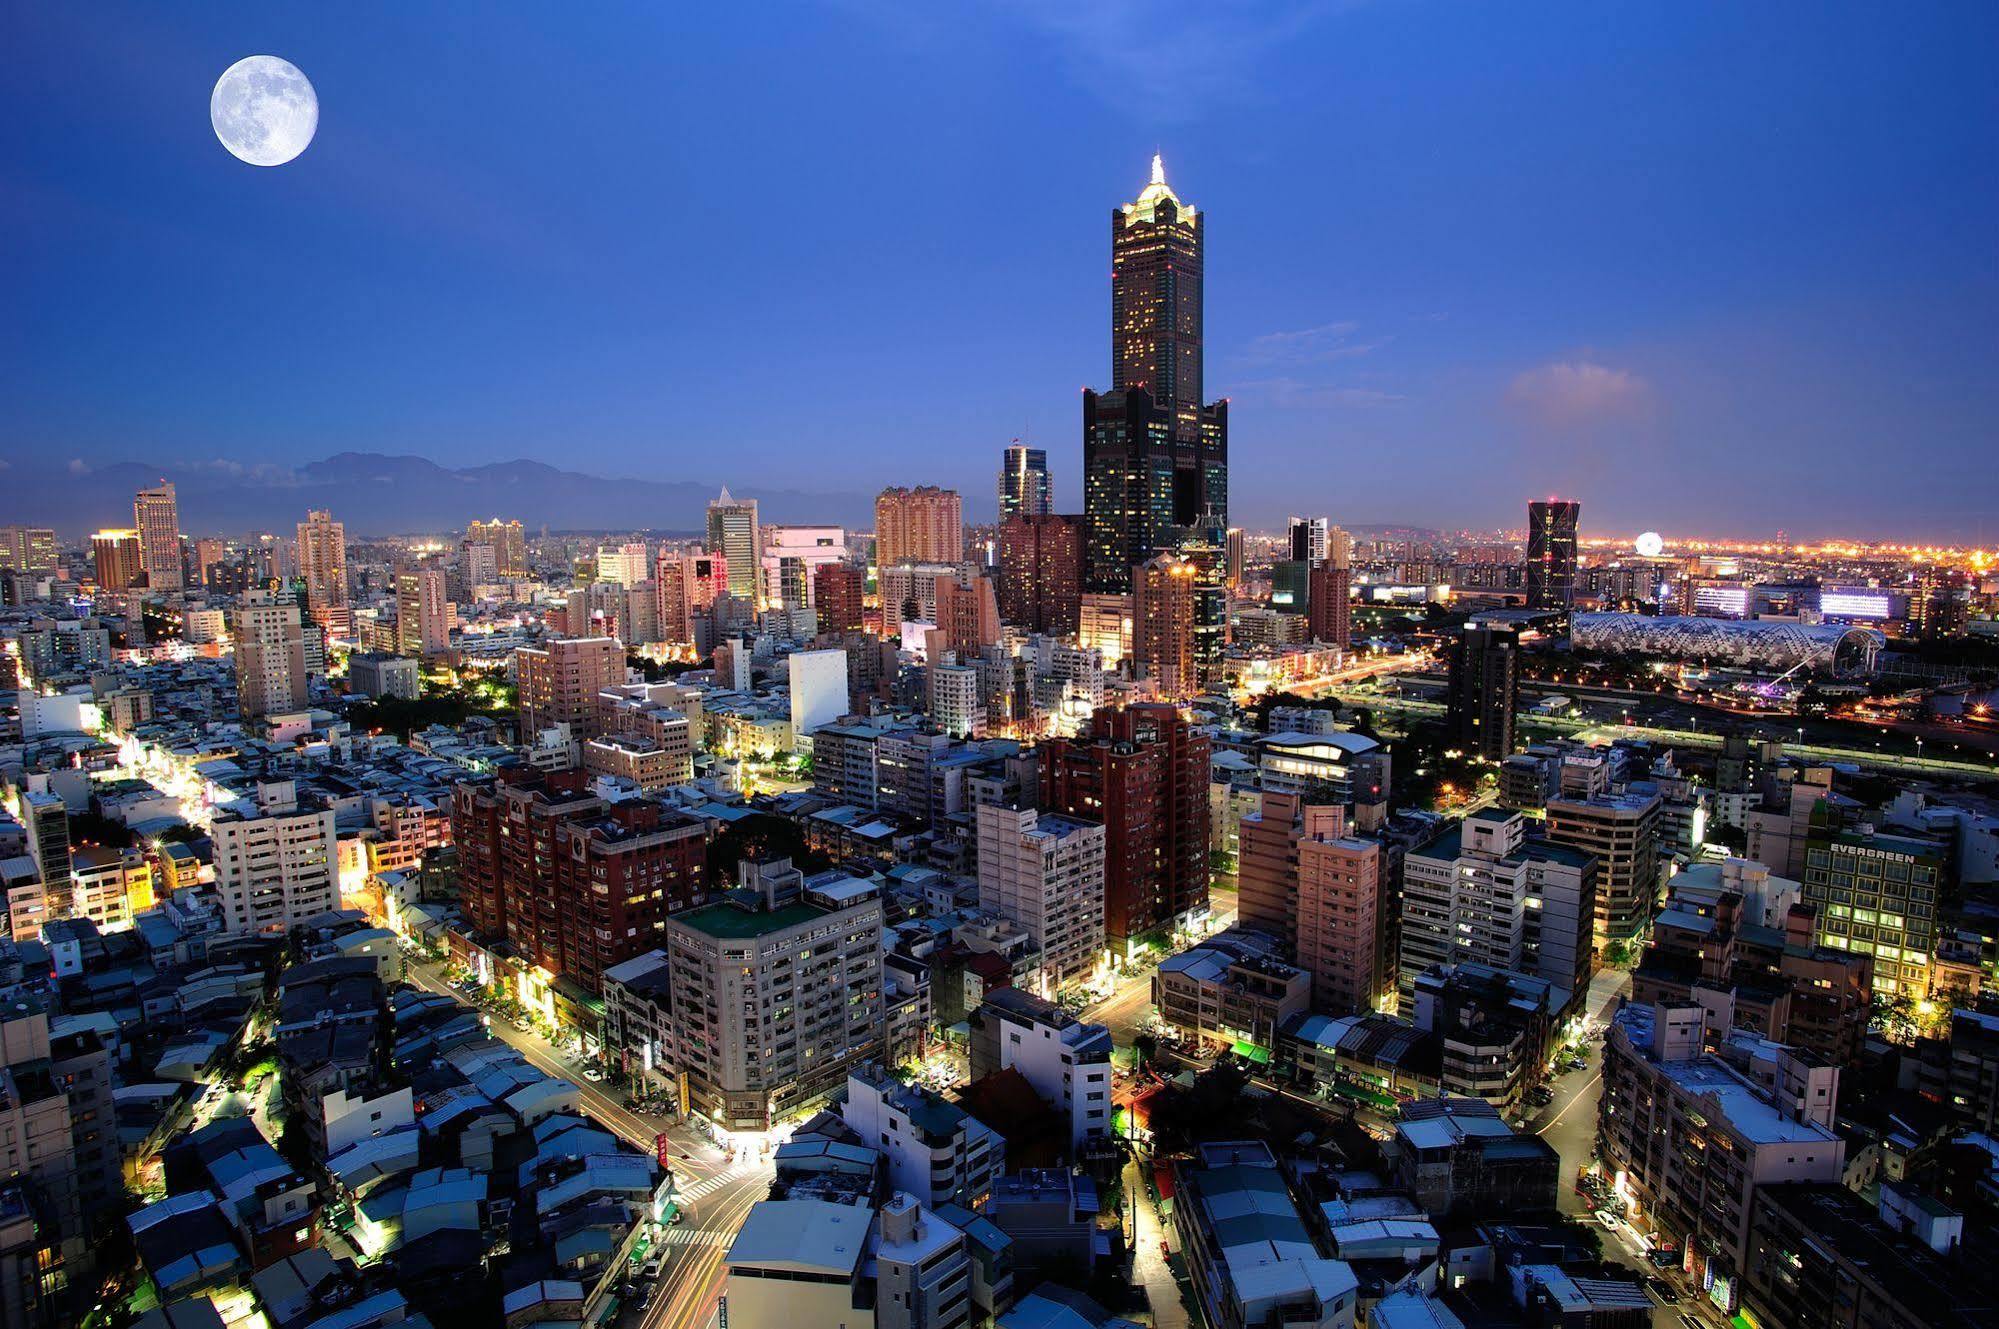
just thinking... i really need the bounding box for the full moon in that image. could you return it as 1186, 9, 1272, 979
1635, 531, 1665, 558
211, 56, 317, 167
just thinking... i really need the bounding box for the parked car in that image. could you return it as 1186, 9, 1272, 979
1596, 1210, 1621, 1231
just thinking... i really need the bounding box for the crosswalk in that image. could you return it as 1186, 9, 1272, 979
652, 1226, 733, 1247
671, 1163, 758, 1206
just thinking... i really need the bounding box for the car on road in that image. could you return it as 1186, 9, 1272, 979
1526, 1085, 1555, 1107
583, 1068, 604, 1082
1595, 1210, 1621, 1231
1645, 1277, 1679, 1304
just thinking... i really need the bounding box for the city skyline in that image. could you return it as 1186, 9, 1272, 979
9, 13, 1999, 1329
6, 4, 1997, 539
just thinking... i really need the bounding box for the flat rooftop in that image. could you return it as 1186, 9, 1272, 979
726, 1198, 871, 1277
671, 900, 825, 940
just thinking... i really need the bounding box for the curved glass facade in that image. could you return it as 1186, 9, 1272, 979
1571, 613, 1883, 676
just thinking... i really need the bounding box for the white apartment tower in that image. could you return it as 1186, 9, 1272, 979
662, 860, 885, 1129
1400, 807, 1597, 1011
296, 509, 348, 611
233, 588, 309, 718
975, 803, 1107, 994
211, 782, 338, 935
132, 481, 183, 590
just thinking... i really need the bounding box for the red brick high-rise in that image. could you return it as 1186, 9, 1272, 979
516, 636, 624, 740
933, 571, 1002, 660
1238, 792, 1386, 1013
997, 514, 1083, 636
874, 486, 963, 569
451, 768, 708, 993
812, 562, 866, 634
1308, 525, 1352, 650
1042, 702, 1209, 949
1132, 554, 1197, 701
1308, 562, 1351, 649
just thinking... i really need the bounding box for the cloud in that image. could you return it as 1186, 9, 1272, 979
67, 458, 90, 475
1231, 377, 1405, 408
182, 457, 304, 487
1506, 360, 1650, 425
1238, 320, 1390, 365
981, 0, 1346, 119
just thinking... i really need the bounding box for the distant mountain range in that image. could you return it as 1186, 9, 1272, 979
1, 453, 874, 538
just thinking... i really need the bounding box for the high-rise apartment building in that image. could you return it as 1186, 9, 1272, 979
1237, 794, 1386, 1015
1042, 702, 1210, 949
998, 444, 1052, 520
1597, 1002, 1843, 1312
1445, 623, 1519, 760
1546, 789, 1664, 951
1911, 565, 1971, 641
394, 564, 450, 658
875, 486, 964, 570
593, 541, 649, 588
1401, 808, 1597, 1010
1288, 516, 1328, 564
1077, 592, 1134, 669
1085, 157, 1228, 593
1308, 526, 1353, 650
655, 549, 730, 645
997, 514, 1083, 636
662, 860, 884, 1128
211, 784, 338, 935
931, 571, 1001, 661
131, 481, 183, 590
91, 529, 142, 591
192, 537, 227, 585
1225, 527, 1245, 589
516, 636, 623, 740
1171, 517, 1230, 692
0, 526, 58, 573
233, 588, 310, 718
0, 998, 105, 1317
880, 562, 964, 629
1131, 553, 1198, 701
706, 487, 761, 601
451, 768, 708, 992
296, 509, 348, 611
760, 525, 847, 609
811, 562, 865, 634
1526, 499, 1580, 620
22, 789, 72, 921
466, 517, 528, 578
975, 803, 1108, 995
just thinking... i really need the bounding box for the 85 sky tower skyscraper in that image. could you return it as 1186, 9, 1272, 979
1084, 156, 1229, 593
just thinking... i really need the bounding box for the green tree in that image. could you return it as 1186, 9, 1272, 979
1132, 1033, 1158, 1068
705, 813, 833, 882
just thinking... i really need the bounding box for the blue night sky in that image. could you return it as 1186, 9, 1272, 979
5, 2, 1996, 540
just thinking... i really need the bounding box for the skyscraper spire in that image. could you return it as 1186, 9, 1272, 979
1150, 152, 1166, 187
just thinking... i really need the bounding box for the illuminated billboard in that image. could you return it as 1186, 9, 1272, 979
1820, 589, 1892, 619
1692, 585, 1751, 617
